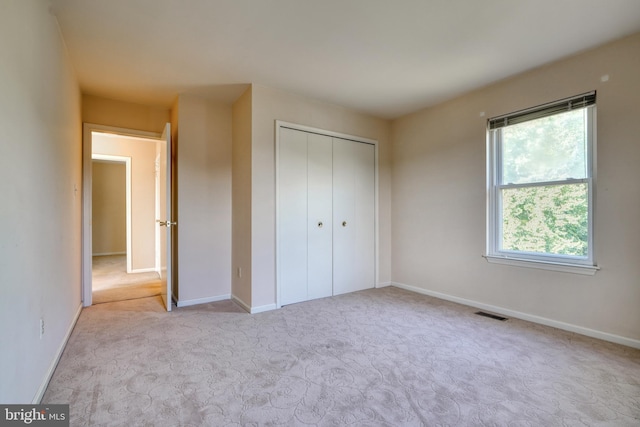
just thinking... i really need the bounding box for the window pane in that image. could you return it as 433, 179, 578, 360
501, 183, 588, 257
501, 109, 587, 185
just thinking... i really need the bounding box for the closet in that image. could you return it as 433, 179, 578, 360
277, 125, 375, 306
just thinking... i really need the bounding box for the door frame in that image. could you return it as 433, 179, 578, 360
82, 123, 162, 307
274, 120, 379, 309
91, 154, 132, 271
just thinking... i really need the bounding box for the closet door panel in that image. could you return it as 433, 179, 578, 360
352, 141, 376, 291
279, 128, 309, 305
333, 138, 375, 295
332, 138, 355, 295
307, 134, 333, 300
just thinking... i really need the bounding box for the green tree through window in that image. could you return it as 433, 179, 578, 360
487, 93, 595, 268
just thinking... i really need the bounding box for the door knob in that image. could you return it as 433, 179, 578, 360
342, 221, 347, 227
318, 221, 323, 228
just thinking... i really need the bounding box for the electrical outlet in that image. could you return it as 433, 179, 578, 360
40, 318, 44, 339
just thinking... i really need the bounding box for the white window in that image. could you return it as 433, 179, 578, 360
486, 92, 598, 275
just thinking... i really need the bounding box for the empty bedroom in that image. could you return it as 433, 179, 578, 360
1, 1, 639, 425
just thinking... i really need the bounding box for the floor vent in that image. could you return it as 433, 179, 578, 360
475, 311, 507, 321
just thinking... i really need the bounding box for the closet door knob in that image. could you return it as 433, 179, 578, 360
342, 221, 347, 227
318, 221, 323, 228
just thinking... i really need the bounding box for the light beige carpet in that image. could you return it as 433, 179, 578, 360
92, 283, 163, 305
43, 287, 640, 426
92, 255, 161, 304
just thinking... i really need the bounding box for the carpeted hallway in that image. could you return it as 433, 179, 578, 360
43, 287, 640, 426
92, 255, 162, 304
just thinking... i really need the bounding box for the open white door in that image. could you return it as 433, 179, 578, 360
157, 123, 174, 311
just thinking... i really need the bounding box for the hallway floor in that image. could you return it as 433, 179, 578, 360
92, 255, 161, 304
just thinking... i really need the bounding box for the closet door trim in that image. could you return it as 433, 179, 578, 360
275, 120, 379, 309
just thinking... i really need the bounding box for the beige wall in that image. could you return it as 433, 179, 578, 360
0, 1, 82, 403
83, 94, 170, 133
175, 94, 233, 303
391, 33, 640, 344
92, 161, 126, 255
84, 94, 234, 304
93, 134, 157, 271
248, 84, 392, 310
231, 88, 253, 305
82, 95, 171, 274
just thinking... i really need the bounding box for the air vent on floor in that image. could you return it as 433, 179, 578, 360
475, 311, 507, 321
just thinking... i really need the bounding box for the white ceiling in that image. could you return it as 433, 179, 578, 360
50, 0, 640, 119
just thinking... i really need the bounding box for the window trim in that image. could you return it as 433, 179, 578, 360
483, 254, 599, 275
486, 94, 598, 274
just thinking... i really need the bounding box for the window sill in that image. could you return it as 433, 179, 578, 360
484, 255, 599, 276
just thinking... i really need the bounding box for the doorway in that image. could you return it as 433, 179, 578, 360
82, 123, 173, 310
91, 153, 160, 303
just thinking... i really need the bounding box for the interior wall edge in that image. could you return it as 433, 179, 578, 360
231, 295, 251, 314
231, 294, 278, 315
249, 303, 278, 314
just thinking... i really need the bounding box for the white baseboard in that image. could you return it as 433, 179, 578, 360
130, 267, 157, 274
250, 303, 277, 314
231, 295, 277, 314
92, 252, 126, 257
391, 282, 640, 350
176, 294, 231, 308
33, 302, 83, 404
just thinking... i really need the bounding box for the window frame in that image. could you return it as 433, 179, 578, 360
486, 94, 599, 275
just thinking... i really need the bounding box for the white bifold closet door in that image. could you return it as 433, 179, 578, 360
278, 127, 374, 306
332, 137, 375, 295
307, 133, 334, 300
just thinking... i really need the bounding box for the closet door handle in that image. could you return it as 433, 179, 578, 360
342, 221, 347, 227
318, 221, 323, 228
